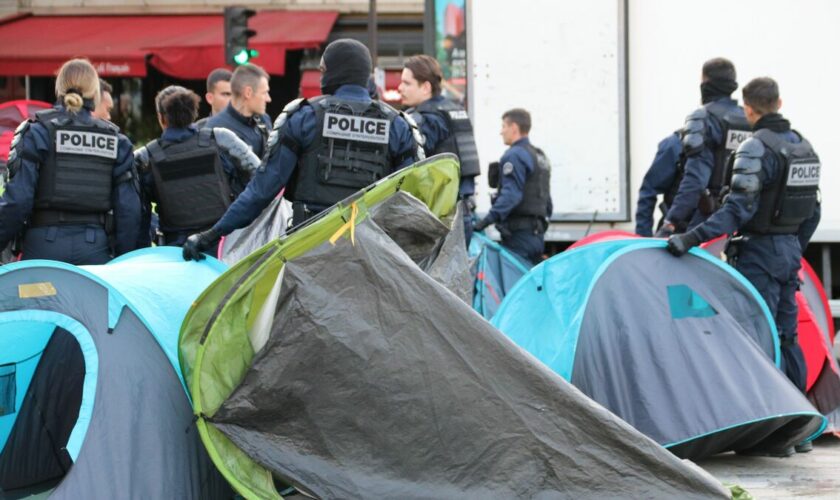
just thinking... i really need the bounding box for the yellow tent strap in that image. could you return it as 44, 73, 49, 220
329, 202, 359, 246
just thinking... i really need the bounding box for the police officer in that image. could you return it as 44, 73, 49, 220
0, 58, 139, 264
195, 68, 232, 129
182, 39, 419, 260
474, 108, 552, 265
634, 132, 683, 236
655, 58, 751, 237
667, 78, 820, 400
399, 54, 480, 244
204, 63, 271, 162
93, 78, 114, 121
133, 86, 260, 249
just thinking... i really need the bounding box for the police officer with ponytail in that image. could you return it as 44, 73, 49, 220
183, 38, 419, 260
0, 58, 139, 264
399, 54, 480, 244
667, 78, 821, 405
134, 86, 261, 249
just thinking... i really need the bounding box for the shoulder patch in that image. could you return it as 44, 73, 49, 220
502, 161, 514, 176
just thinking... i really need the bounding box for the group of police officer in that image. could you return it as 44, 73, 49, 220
0, 39, 553, 271
635, 59, 821, 455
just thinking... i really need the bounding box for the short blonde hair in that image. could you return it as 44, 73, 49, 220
55, 59, 100, 113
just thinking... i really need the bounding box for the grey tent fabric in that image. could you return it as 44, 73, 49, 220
571, 248, 825, 458
370, 191, 472, 303
0, 266, 230, 499
220, 196, 293, 265
209, 219, 728, 499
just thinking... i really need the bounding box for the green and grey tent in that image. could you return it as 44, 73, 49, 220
179, 154, 729, 499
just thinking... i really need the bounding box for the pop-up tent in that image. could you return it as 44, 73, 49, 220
179, 155, 729, 499
469, 232, 532, 319
218, 195, 293, 265
574, 231, 840, 419
0, 248, 231, 499
493, 238, 826, 460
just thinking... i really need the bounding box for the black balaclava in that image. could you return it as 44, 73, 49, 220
700, 78, 738, 104
321, 39, 373, 95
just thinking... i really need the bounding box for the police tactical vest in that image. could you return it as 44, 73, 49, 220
704, 100, 752, 195
743, 129, 820, 235
289, 95, 397, 207
34, 109, 118, 214
510, 144, 552, 218
416, 98, 480, 177
146, 129, 233, 232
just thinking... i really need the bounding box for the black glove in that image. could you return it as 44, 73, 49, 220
183, 228, 221, 261
654, 221, 676, 238
473, 217, 491, 232
666, 231, 702, 257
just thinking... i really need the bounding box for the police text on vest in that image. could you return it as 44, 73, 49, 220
56, 130, 118, 159
726, 130, 753, 151
323, 114, 390, 144
787, 162, 820, 187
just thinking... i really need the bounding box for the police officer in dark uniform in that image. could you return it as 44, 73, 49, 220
0, 58, 139, 264
133, 86, 260, 248
667, 78, 820, 402
474, 108, 551, 265
182, 39, 419, 260
634, 132, 684, 236
655, 58, 752, 237
399, 54, 480, 244
204, 63, 272, 165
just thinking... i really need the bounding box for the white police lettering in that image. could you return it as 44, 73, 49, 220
725, 129, 752, 151
448, 110, 469, 121
787, 161, 820, 187
322, 113, 390, 144
55, 130, 118, 159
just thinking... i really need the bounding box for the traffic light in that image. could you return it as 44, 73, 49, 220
224, 7, 258, 65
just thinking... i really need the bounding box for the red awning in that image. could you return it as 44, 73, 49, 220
0, 11, 338, 79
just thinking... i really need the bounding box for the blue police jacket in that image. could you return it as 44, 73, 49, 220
487, 137, 551, 223
0, 105, 139, 255
635, 132, 683, 236
212, 84, 418, 235
415, 95, 475, 197
692, 122, 820, 250
665, 97, 740, 230
205, 102, 271, 160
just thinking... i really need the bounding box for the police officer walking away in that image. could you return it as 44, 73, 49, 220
667, 78, 820, 408
195, 68, 232, 129
474, 108, 552, 265
0, 58, 139, 264
182, 39, 419, 260
204, 64, 272, 160
134, 86, 260, 249
634, 132, 683, 236
655, 58, 751, 237
399, 54, 480, 244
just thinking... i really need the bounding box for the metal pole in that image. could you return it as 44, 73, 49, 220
368, 0, 378, 66
25, 75, 30, 100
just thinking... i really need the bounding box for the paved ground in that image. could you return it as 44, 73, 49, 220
698, 435, 840, 499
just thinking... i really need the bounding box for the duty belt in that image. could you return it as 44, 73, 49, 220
30, 210, 107, 228
501, 215, 547, 234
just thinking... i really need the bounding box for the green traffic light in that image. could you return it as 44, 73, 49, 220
233, 49, 250, 65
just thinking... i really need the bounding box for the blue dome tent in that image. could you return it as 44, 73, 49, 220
469, 232, 532, 319
492, 238, 826, 460
0, 248, 231, 499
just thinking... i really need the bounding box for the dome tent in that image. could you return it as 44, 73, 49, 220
179, 154, 729, 499
469, 231, 532, 319
493, 238, 826, 460
0, 248, 231, 499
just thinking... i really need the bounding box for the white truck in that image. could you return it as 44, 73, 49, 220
466, 0, 840, 311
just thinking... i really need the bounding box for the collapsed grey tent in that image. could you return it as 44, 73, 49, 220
493, 239, 826, 460
180, 157, 728, 499
218, 196, 293, 265
0, 249, 231, 499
